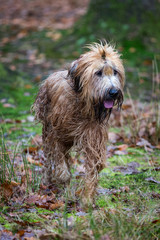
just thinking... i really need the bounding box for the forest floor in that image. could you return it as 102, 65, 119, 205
0, 1, 160, 239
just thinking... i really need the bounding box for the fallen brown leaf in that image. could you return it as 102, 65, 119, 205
26, 154, 43, 167
0, 181, 20, 200
75, 188, 83, 196
24, 147, 38, 154
143, 59, 152, 66
49, 201, 64, 210
122, 104, 132, 110
17, 229, 25, 237
25, 193, 40, 204
117, 144, 128, 151
152, 219, 160, 224
31, 134, 42, 146
25, 84, 32, 89
0, 230, 15, 240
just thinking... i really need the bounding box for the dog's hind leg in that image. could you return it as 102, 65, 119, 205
42, 144, 71, 185
53, 141, 72, 184
42, 123, 55, 185
42, 124, 72, 185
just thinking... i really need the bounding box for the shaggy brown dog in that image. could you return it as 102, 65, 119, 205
33, 42, 125, 205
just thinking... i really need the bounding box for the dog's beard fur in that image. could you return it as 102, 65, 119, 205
93, 90, 124, 122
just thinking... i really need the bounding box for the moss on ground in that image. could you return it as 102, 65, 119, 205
20, 212, 44, 223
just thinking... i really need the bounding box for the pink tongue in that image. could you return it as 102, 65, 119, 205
104, 100, 114, 109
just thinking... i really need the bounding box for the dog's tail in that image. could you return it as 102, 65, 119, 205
32, 82, 49, 123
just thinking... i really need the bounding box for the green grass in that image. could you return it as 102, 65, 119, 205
0, 65, 38, 119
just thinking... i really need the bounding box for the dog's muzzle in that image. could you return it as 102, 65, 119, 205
109, 88, 119, 98
103, 87, 123, 109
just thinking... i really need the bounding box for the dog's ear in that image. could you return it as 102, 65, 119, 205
68, 60, 82, 93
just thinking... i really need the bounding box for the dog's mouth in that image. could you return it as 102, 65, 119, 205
103, 99, 114, 109
103, 90, 123, 110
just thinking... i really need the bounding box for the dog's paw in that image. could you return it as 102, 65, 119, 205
55, 164, 71, 183
80, 195, 94, 210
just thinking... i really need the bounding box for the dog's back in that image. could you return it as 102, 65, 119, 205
33, 70, 70, 124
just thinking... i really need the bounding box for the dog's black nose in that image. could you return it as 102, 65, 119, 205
109, 88, 119, 98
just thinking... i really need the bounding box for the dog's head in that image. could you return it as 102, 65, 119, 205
68, 42, 125, 122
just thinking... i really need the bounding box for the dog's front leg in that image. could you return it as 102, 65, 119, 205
81, 142, 106, 206
82, 163, 98, 206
